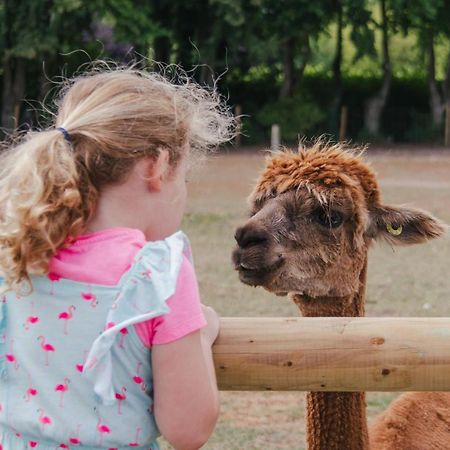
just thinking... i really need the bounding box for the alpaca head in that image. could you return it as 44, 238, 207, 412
232, 141, 445, 298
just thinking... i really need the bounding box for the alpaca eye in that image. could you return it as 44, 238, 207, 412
315, 209, 344, 229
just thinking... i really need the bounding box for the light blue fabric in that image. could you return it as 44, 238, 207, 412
0, 231, 189, 450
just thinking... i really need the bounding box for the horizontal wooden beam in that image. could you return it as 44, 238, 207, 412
213, 317, 450, 392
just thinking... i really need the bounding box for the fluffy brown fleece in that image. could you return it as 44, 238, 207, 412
251, 142, 380, 209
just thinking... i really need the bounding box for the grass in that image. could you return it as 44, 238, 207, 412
160, 147, 450, 450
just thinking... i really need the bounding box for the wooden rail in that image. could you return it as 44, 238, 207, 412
213, 317, 450, 392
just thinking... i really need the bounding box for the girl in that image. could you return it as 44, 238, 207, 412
0, 65, 235, 450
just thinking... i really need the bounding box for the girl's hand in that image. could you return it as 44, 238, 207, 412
200, 304, 220, 345
152, 323, 220, 450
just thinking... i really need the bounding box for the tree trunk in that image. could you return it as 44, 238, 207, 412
443, 50, 450, 109
330, 0, 343, 133
154, 36, 171, 65
1, 56, 27, 132
364, 0, 391, 137
297, 34, 311, 90
152, 0, 171, 65
279, 37, 296, 99
199, 64, 215, 87
426, 30, 444, 127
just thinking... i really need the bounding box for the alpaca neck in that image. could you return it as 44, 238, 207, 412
293, 257, 369, 450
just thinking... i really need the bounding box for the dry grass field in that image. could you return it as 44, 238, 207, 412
161, 146, 450, 450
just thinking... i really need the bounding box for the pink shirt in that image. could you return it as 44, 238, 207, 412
49, 228, 206, 346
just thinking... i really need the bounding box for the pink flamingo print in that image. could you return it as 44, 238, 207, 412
75, 350, 89, 373
37, 408, 52, 429
119, 328, 128, 348
54, 377, 70, 407
132, 362, 146, 391
24, 373, 38, 401
115, 387, 127, 415
81, 292, 97, 308
96, 418, 111, 446
58, 305, 76, 335
5, 339, 19, 370
24, 301, 39, 330
25, 386, 38, 401
48, 272, 61, 295
69, 424, 82, 445
37, 336, 55, 366
128, 427, 141, 447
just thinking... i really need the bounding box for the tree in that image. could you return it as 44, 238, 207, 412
0, 0, 103, 132
364, 0, 392, 137
330, 0, 375, 131
387, 0, 450, 130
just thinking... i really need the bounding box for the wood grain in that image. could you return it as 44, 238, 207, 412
213, 317, 450, 391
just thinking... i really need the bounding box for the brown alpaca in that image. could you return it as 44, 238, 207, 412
232, 141, 448, 450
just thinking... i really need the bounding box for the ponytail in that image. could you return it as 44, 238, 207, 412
0, 129, 97, 292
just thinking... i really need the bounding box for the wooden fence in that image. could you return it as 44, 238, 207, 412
213, 317, 450, 391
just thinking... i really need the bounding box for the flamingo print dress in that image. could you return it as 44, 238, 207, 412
0, 231, 189, 450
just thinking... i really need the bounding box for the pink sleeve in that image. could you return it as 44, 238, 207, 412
134, 255, 207, 347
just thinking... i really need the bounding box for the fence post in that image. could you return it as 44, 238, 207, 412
235, 105, 242, 148
271, 124, 280, 151
339, 105, 348, 141
445, 103, 450, 147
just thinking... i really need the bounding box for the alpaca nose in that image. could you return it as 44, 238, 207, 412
234, 225, 269, 249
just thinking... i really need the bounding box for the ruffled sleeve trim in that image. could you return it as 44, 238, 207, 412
82, 231, 190, 404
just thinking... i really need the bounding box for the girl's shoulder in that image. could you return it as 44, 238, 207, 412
119, 230, 192, 287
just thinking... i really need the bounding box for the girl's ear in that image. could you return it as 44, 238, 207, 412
365, 204, 446, 245
144, 151, 170, 192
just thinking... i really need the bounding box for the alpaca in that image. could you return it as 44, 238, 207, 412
232, 141, 447, 450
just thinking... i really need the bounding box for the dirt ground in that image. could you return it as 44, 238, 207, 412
161, 146, 450, 450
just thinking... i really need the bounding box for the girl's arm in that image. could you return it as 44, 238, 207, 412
152, 306, 220, 450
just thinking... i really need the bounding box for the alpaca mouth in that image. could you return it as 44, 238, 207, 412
235, 258, 284, 287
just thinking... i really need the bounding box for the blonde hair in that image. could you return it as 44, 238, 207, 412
0, 64, 235, 292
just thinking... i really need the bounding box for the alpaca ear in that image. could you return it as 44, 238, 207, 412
366, 204, 446, 245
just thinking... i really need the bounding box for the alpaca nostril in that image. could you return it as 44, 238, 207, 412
235, 225, 269, 249
234, 226, 245, 245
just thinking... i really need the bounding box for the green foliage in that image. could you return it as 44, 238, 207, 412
256, 95, 326, 142
345, 0, 376, 61
1, 0, 449, 142
0, 0, 106, 59
104, 0, 164, 53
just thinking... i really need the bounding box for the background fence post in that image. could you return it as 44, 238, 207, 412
235, 105, 242, 148
445, 104, 450, 147
271, 124, 280, 151
339, 105, 348, 141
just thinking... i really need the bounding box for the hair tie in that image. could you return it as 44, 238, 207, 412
56, 127, 72, 143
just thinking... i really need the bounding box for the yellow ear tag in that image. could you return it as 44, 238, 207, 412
387, 223, 403, 236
